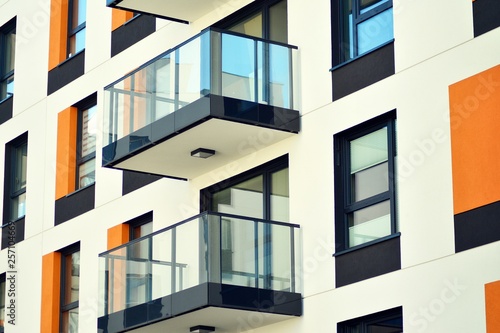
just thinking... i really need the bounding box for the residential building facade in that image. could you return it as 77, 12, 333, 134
0, 0, 499, 332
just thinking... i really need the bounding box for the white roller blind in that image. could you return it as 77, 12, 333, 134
350, 127, 388, 174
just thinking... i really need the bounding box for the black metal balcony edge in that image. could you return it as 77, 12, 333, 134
102, 94, 300, 169
98, 282, 302, 333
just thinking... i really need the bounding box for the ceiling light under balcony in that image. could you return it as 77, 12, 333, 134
191, 148, 215, 159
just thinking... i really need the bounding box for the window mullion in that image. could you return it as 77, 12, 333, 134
352, 0, 360, 57
387, 119, 397, 234
345, 191, 391, 213
357, 1, 392, 22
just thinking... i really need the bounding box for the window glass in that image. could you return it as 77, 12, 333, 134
77, 104, 96, 189
68, 0, 86, 56
71, 0, 87, 29
69, 29, 86, 56
228, 11, 263, 38
80, 105, 96, 156
10, 141, 27, 221
350, 127, 388, 202
4, 29, 15, 74
360, 0, 389, 13
338, 0, 393, 62
12, 142, 27, 193
271, 168, 289, 222
349, 200, 391, 246
224, 0, 287, 43
212, 175, 264, 219
62, 249, 80, 333
357, 8, 393, 55
269, 0, 287, 43
1, 20, 15, 100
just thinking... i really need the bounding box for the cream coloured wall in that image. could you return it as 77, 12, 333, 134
0, 0, 499, 332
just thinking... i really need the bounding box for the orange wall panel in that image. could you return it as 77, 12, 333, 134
449, 65, 500, 214
112, 9, 134, 31
41, 252, 61, 333
107, 224, 130, 250
55, 107, 78, 200
48, 0, 69, 70
107, 224, 130, 313
486, 280, 500, 333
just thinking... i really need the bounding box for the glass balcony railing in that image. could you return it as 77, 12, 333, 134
102, 28, 299, 167
98, 212, 302, 324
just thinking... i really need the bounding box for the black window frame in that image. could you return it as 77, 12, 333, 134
75, 94, 97, 191
200, 155, 289, 220
334, 111, 397, 252
213, 0, 287, 43
125, 212, 154, 308
59, 242, 80, 333
333, 0, 394, 66
67, 0, 86, 58
3, 132, 28, 227
337, 306, 403, 332
127, 211, 153, 240
0, 18, 16, 103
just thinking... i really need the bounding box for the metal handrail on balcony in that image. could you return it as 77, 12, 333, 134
103, 28, 298, 148
99, 212, 301, 317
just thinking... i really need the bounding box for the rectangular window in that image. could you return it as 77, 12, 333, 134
127, 212, 153, 308
4, 135, 28, 222
201, 156, 289, 289
338, 307, 403, 332
335, 112, 396, 249
60, 245, 80, 333
68, 0, 86, 57
76, 103, 96, 189
0, 18, 15, 102
337, 0, 393, 63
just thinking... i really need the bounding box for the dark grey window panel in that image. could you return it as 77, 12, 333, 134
455, 200, 500, 252
473, 0, 500, 37
335, 235, 401, 287
0, 96, 13, 125
331, 42, 394, 101
1, 218, 24, 250
111, 14, 156, 57
54, 183, 95, 225
122, 170, 162, 195
47, 51, 85, 95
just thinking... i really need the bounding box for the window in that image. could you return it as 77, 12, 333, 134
126, 212, 153, 308
201, 156, 289, 289
337, 0, 393, 63
68, 0, 87, 57
60, 245, 80, 333
76, 103, 96, 189
0, 18, 15, 102
338, 307, 403, 333
6, 135, 27, 222
334, 112, 396, 249
203, 156, 289, 223
215, 0, 287, 43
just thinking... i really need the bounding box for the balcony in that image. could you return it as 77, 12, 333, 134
102, 28, 300, 179
106, 0, 244, 23
98, 212, 302, 333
